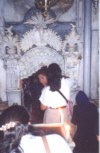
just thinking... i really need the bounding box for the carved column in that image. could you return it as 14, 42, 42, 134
2, 26, 22, 106
0, 0, 4, 31
0, 0, 4, 48
90, 1, 99, 98
5, 58, 22, 106
0, 0, 7, 102
83, 0, 91, 97
62, 24, 82, 104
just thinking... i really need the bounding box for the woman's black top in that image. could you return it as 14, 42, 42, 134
71, 103, 98, 153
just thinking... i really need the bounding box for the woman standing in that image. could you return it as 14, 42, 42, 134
39, 63, 73, 124
71, 91, 99, 153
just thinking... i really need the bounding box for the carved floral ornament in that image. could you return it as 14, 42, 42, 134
24, 12, 57, 28
19, 24, 82, 82
20, 28, 62, 51
62, 24, 82, 55
2, 26, 21, 59
1, 12, 83, 87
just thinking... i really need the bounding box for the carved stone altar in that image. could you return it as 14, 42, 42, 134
0, 12, 83, 106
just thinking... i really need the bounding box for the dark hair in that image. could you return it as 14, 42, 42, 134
36, 66, 48, 78
0, 105, 30, 153
48, 63, 62, 91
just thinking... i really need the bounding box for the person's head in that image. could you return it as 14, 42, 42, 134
36, 66, 48, 87
48, 63, 62, 91
0, 105, 30, 153
76, 90, 90, 106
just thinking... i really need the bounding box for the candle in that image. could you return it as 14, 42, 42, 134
66, 131, 69, 142
65, 124, 70, 142
59, 108, 63, 125
45, 0, 47, 8
45, 0, 47, 5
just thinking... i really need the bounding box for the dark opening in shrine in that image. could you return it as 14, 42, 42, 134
22, 73, 44, 124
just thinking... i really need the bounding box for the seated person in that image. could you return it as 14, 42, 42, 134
0, 105, 72, 153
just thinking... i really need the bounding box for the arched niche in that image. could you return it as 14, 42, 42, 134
19, 47, 65, 80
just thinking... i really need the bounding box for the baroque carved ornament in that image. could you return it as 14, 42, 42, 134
20, 28, 62, 51
19, 47, 64, 79
3, 26, 21, 59
0, 12, 83, 89
24, 12, 57, 28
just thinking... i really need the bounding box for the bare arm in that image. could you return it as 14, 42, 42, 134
96, 135, 100, 141
40, 103, 47, 110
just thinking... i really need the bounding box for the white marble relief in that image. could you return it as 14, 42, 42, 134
3, 26, 21, 59
0, 12, 84, 105
0, 31, 4, 56
0, 32, 2, 55
20, 28, 62, 52
92, 3, 99, 30
63, 24, 82, 55
6, 59, 19, 89
1, 26, 20, 90
19, 22, 83, 89
24, 12, 57, 28
1, 22, 83, 91
19, 47, 64, 79
62, 24, 83, 88
0, 59, 7, 101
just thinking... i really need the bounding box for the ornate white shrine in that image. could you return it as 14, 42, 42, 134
0, 12, 83, 106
